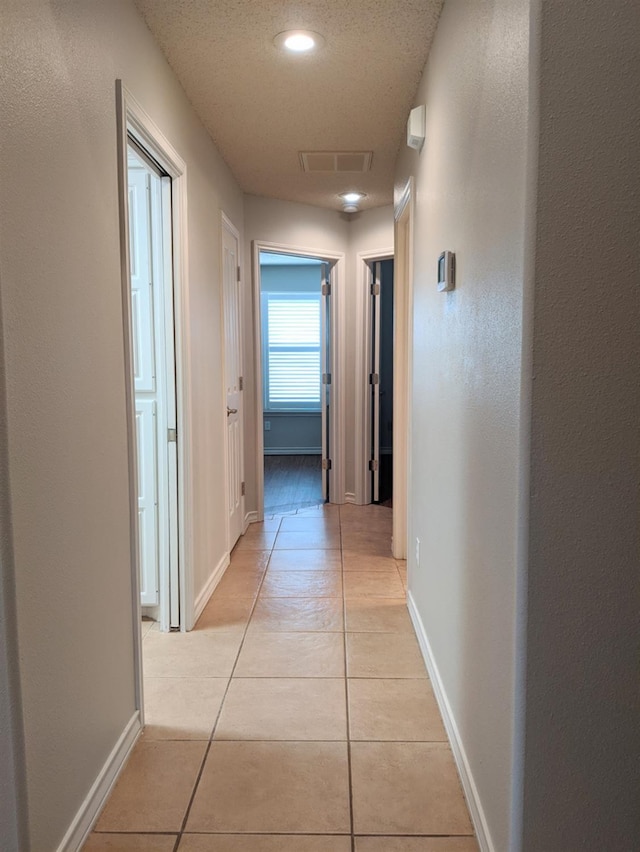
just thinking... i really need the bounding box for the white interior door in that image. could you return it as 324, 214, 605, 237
134, 399, 158, 604
128, 148, 180, 625
222, 217, 244, 548
128, 166, 160, 607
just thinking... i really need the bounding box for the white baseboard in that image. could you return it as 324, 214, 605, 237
263, 448, 322, 455
344, 492, 356, 504
193, 552, 230, 624
407, 591, 494, 852
57, 711, 141, 852
244, 511, 258, 531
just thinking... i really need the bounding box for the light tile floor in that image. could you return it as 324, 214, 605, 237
85, 504, 478, 852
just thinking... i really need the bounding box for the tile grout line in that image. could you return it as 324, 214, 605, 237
110, 506, 472, 849
147, 506, 402, 849
340, 506, 357, 852
173, 516, 283, 849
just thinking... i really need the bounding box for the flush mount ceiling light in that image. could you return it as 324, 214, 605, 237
340, 191, 366, 212
274, 30, 325, 53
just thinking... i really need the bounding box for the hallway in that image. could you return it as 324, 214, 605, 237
85, 504, 477, 850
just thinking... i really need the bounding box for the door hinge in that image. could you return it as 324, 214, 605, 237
369, 459, 378, 472
237, 265, 241, 282
322, 458, 332, 470
322, 373, 332, 385
239, 376, 244, 391
371, 282, 380, 296
167, 428, 177, 442
369, 373, 379, 385
241, 481, 245, 497
321, 282, 331, 296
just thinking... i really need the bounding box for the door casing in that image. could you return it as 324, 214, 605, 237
392, 178, 415, 561
354, 249, 393, 506
252, 240, 347, 520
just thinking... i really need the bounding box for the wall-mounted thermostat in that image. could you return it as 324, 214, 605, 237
437, 251, 455, 292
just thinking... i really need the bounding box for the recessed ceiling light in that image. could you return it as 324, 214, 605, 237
340, 192, 367, 213
340, 192, 366, 204
274, 30, 325, 53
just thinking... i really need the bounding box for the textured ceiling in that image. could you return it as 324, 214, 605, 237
133, 0, 443, 210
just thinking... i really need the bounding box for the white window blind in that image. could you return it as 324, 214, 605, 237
263, 293, 321, 410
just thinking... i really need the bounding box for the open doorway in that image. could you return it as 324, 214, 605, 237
126, 139, 180, 631
117, 83, 195, 736
370, 258, 395, 506
259, 251, 328, 514
356, 250, 394, 508
253, 240, 346, 519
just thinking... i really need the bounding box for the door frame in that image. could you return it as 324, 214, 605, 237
220, 211, 246, 548
392, 178, 415, 560
116, 81, 195, 712
252, 240, 346, 520
354, 248, 394, 505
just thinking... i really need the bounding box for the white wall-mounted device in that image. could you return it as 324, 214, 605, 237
437, 251, 455, 292
407, 105, 426, 151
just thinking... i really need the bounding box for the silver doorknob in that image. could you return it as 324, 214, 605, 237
227, 407, 238, 416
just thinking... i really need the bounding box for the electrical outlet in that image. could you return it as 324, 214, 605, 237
264, 420, 271, 431
415, 537, 420, 567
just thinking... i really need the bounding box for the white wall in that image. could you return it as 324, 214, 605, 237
521, 1, 640, 848
0, 1, 243, 848
243, 196, 394, 508
394, 1, 530, 849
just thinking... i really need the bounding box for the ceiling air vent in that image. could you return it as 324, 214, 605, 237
299, 151, 373, 173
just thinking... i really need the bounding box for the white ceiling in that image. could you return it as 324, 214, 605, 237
133, 0, 443, 211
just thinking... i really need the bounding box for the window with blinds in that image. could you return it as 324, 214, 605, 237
262, 293, 321, 410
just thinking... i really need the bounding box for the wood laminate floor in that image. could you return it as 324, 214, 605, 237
264, 454, 323, 515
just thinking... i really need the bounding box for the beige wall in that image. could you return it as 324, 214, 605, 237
350, 205, 395, 255
522, 1, 640, 848
242, 195, 393, 510
0, 1, 242, 848
395, 0, 640, 848
394, 0, 531, 849
0, 289, 26, 851
4, 1, 636, 848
